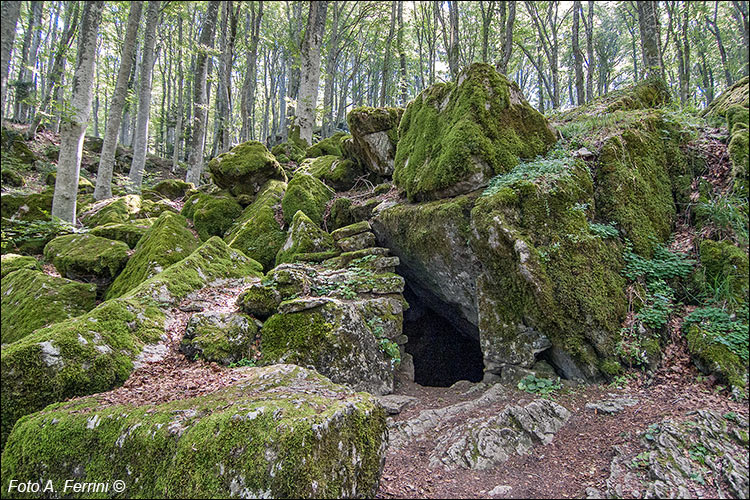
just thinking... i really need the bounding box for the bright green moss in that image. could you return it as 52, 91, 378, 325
393, 63, 556, 201
1, 269, 97, 344
702, 76, 749, 123
139, 198, 178, 219
105, 212, 199, 300
275, 211, 337, 266
150, 179, 194, 200
208, 140, 287, 196
0, 189, 54, 222
89, 219, 154, 248
224, 180, 287, 271
271, 141, 305, 163
595, 116, 677, 256
698, 239, 749, 305
305, 132, 349, 158
192, 195, 243, 241
80, 194, 143, 227
686, 325, 747, 389
260, 309, 335, 365
0, 253, 40, 277
237, 283, 282, 320
281, 172, 335, 226
1, 168, 24, 187
43, 233, 130, 285
301, 155, 367, 191
1, 365, 387, 498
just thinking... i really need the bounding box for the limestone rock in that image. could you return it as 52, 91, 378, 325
337, 231, 376, 252
181, 192, 243, 241
207, 140, 287, 196
305, 131, 349, 158
281, 172, 334, 226
300, 154, 367, 191
585, 394, 640, 414
1, 365, 388, 499
236, 282, 282, 320
332, 221, 372, 241
377, 394, 418, 415
347, 106, 403, 176
393, 63, 556, 201
44, 233, 130, 289
275, 211, 337, 266
179, 311, 259, 365
89, 219, 154, 248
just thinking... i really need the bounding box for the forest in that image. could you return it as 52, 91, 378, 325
0, 1, 749, 499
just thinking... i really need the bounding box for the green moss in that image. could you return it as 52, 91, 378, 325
686, 325, 747, 389
301, 155, 367, 191
89, 219, 154, 248
260, 309, 334, 364
698, 239, 749, 305
1, 168, 24, 187
151, 179, 194, 200
702, 76, 749, 122
224, 180, 287, 271
1, 189, 53, 222
180, 312, 259, 365
393, 63, 556, 201
237, 283, 282, 320
0, 253, 40, 278
139, 198, 179, 219
80, 194, 143, 227
208, 140, 287, 196
271, 141, 305, 163
595, 115, 677, 256
105, 212, 199, 300
1, 269, 97, 344
348, 106, 403, 138
192, 195, 243, 241
1, 365, 387, 498
305, 132, 349, 158
599, 358, 624, 377
281, 172, 335, 226
275, 211, 337, 266
43, 233, 130, 286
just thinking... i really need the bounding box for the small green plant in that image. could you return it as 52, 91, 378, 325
689, 444, 710, 465
367, 318, 400, 367
228, 358, 256, 368
629, 451, 650, 469
695, 191, 749, 246
638, 280, 675, 329
723, 411, 738, 422
683, 306, 749, 363
623, 240, 695, 282
517, 374, 561, 395
482, 145, 577, 197
589, 222, 619, 239
644, 423, 660, 441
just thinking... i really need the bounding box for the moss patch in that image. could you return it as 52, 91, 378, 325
0, 253, 40, 278
208, 140, 287, 197
105, 212, 199, 300
43, 233, 130, 288
301, 155, 368, 191
275, 211, 337, 266
393, 63, 556, 201
191, 194, 244, 241
224, 180, 287, 271
80, 195, 144, 227
281, 172, 335, 226
305, 131, 349, 158
1, 269, 97, 344
89, 219, 154, 249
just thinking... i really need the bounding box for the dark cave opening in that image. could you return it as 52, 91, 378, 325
402, 285, 485, 387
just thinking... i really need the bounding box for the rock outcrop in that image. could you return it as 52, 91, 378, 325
347, 106, 403, 176
207, 140, 287, 197
43, 233, 130, 290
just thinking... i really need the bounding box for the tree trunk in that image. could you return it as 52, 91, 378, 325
240, 1, 263, 142
380, 1, 396, 107
1, 1, 22, 119
128, 0, 160, 192
297, 0, 328, 146
172, 15, 184, 174
706, 1, 732, 86
52, 1, 104, 224
572, 1, 585, 105
637, 1, 664, 79
497, 0, 515, 75
321, 1, 340, 138
584, 0, 594, 102
397, 1, 407, 106
447, 1, 460, 79
185, 1, 220, 186
283, 1, 304, 142
480, 1, 495, 64
25, 1, 44, 122
94, 1, 143, 200
15, 2, 43, 122
731, 1, 748, 76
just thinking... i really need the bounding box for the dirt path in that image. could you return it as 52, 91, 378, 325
377, 364, 748, 499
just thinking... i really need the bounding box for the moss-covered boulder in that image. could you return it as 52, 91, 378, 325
281, 172, 334, 226
0, 253, 40, 278
1, 364, 387, 498
179, 311, 259, 365
271, 140, 305, 164
237, 283, 282, 320
0, 238, 263, 447
347, 106, 403, 176
702, 76, 749, 122
305, 131, 349, 158
1, 126, 38, 167
1, 269, 97, 344
393, 64, 556, 201
105, 213, 200, 299
276, 211, 338, 266
1, 168, 24, 187
190, 194, 243, 241
301, 154, 368, 191
79, 194, 144, 227
262, 299, 397, 395
327, 196, 382, 231
224, 180, 287, 271
89, 219, 154, 249
686, 323, 747, 391
208, 140, 287, 197
0, 189, 53, 222
43, 233, 130, 289
150, 179, 194, 200
698, 239, 749, 306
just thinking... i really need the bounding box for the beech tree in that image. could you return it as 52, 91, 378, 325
297, 1, 328, 146
51, 0, 104, 223
1, 1, 22, 118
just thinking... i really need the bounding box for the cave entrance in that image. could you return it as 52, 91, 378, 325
402, 285, 484, 387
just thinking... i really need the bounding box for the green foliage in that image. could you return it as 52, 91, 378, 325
1, 216, 81, 254
623, 240, 696, 282
516, 374, 561, 395
589, 222, 619, 239
367, 318, 400, 367
683, 306, 749, 364
482, 146, 576, 197
638, 280, 675, 330
228, 357, 256, 368
694, 191, 749, 246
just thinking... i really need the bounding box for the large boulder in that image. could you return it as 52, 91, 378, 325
89, 219, 155, 248
300, 154, 368, 192
182, 192, 243, 241
43, 233, 130, 289
105, 212, 200, 299
275, 211, 338, 266
305, 131, 349, 158
224, 180, 287, 271
1, 269, 97, 344
0, 238, 263, 447
1, 364, 388, 499
393, 63, 557, 201
347, 106, 403, 176
179, 311, 259, 365
0, 253, 40, 278
281, 172, 335, 226
79, 194, 144, 226
208, 140, 287, 197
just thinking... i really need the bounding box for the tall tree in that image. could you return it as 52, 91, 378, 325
172, 12, 184, 173
637, 0, 664, 79
584, 0, 594, 101
479, 1, 496, 64
705, 1, 733, 86
297, 0, 328, 146
397, 1, 407, 106
732, 1, 748, 76
1, 1, 22, 119
14, 1, 43, 122
94, 1, 144, 200
51, 0, 104, 224
128, 0, 161, 192
185, 1, 220, 185
380, 1, 396, 107
572, 1, 585, 105
240, 1, 263, 141
496, 0, 516, 75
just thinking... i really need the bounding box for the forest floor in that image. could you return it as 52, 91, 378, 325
377, 356, 748, 499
